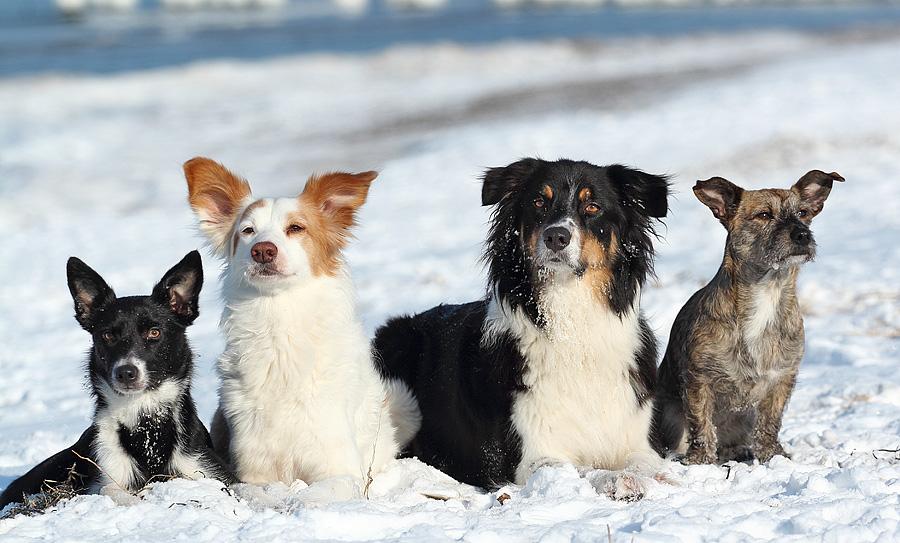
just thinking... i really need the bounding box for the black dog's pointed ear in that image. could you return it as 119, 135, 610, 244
152, 251, 204, 326
67, 257, 117, 333
608, 165, 670, 218
694, 177, 744, 225
482, 158, 542, 206
792, 170, 844, 217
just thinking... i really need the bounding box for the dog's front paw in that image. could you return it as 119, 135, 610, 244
679, 450, 717, 465
98, 484, 141, 506
754, 443, 788, 463
584, 471, 647, 502
719, 446, 755, 464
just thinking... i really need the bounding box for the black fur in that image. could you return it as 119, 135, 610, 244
375, 158, 669, 489
1, 251, 235, 510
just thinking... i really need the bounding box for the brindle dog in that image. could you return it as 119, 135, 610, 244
653, 170, 843, 465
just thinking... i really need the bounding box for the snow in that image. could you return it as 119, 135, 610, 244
2, 25, 900, 542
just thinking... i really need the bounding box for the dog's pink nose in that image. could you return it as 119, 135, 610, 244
251, 242, 278, 264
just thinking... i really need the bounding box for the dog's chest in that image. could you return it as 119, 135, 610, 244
725, 281, 803, 403
499, 289, 647, 465
116, 410, 178, 476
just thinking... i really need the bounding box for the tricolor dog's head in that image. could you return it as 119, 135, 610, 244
67, 251, 202, 402
482, 158, 669, 319
183, 157, 375, 292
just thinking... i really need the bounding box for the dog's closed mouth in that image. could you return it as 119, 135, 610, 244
248, 265, 282, 279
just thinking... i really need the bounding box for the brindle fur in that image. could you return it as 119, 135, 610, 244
653, 170, 844, 464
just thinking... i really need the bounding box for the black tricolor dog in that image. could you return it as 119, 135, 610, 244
0, 251, 235, 509
375, 158, 669, 495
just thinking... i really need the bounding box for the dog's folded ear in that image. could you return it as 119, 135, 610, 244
482, 158, 542, 206
694, 177, 744, 225
67, 258, 117, 333
793, 170, 844, 217
608, 165, 670, 219
152, 250, 204, 326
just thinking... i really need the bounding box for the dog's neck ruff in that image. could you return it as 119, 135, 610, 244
484, 278, 642, 379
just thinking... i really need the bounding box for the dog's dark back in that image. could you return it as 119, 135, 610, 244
376, 301, 524, 487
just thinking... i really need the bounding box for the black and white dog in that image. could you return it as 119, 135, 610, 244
0, 251, 235, 509
374, 158, 670, 496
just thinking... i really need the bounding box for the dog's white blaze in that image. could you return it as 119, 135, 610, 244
486, 278, 660, 485
229, 198, 314, 288
533, 218, 582, 272
219, 266, 401, 486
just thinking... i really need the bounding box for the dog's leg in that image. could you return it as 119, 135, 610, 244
752, 370, 797, 462
683, 380, 718, 465
210, 406, 231, 465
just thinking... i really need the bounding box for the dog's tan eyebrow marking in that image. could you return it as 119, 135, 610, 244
239, 199, 267, 224
579, 188, 592, 201
231, 199, 268, 256
541, 185, 553, 199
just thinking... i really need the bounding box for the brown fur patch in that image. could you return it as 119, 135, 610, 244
184, 157, 253, 254
184, 157, 252, 221
578, 187, 592, 201
296, 171, 376, 277
580, 232, 616, 304
541, 185, 553, 200
654, 170, 843, 465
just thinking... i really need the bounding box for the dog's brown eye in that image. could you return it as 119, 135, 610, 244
585, 203, 600, 214
147, 328, 161, 340
797, 209, 809, 219
288, 224, 305, 234
756, 211, 773, 221
534, 197, 545, 208
242, 226, 255, 235
102, 331, 115, 341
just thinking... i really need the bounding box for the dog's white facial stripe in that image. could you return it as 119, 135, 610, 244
534, 218, 582, 274
226, 197, 316, 292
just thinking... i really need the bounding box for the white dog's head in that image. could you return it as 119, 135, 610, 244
184, 157, 375, 292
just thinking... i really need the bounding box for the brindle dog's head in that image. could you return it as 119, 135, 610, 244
693, 170, 844, 271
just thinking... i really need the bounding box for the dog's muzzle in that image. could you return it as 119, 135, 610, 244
111, 358, 148, 394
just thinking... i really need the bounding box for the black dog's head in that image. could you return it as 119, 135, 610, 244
481, 158, 669, 321
66, 251, 203, 405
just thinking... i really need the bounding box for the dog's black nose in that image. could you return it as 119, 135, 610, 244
251, 241, 278, 264
791, 227, 811, 246
114, 363, 139, 385
543, 226, 571, 252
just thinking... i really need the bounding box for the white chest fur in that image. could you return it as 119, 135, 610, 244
485, 279, 658, 484
218, 270, 395, 486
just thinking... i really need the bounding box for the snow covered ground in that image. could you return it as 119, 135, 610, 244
1, 25, 900, 542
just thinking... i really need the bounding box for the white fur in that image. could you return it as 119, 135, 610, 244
93, 376, 208, 490
484, 276, 661, 486
743, 276, 782, 345
213, 197, 414, 486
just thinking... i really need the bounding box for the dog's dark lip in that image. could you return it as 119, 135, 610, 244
112, 383, 148, 395
249, 265, 282, 278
